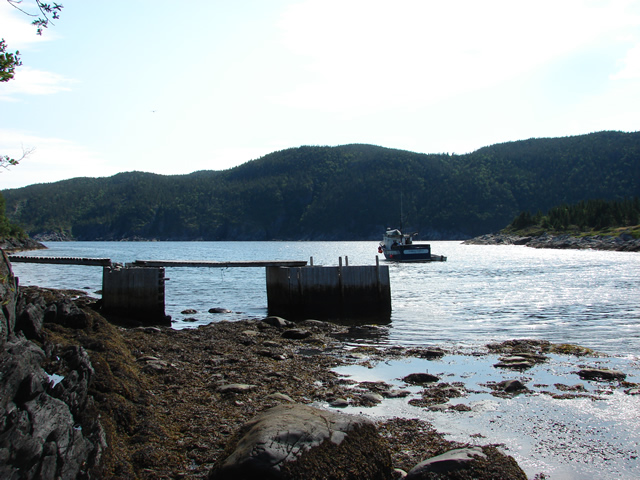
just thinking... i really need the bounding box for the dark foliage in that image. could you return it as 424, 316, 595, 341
508, 197, 640, 233
2, 131, 639, 241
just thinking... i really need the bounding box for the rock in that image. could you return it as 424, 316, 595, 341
403, 373, 440, 384
361, 392, 384, 404
497, 379, 528, 393
209, 307, 232, 314
493, 356, 535, 370
262, 316, 295, 329
578, 368, 626, 381
15, 303, 45, 341
281, 328, 311, 340
0, 251, 18, 345
181, 309, 198, 314
0, 336, 104, 480
407, 447, 486, 477
209, 403, 392, 480
406, 446, 527, 479
217, 383, 257, 394
55, 299, 90, 329
329, 398, 350, 408
265, 392, 294, 403
299, 319, 331, 329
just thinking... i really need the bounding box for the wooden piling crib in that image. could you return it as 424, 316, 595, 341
266, 256, 391, 321
9, 254, 391, 324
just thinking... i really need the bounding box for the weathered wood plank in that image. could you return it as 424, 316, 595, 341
266, 265, 391, 321
8, 256, 112, 266
130, 260, 307, 268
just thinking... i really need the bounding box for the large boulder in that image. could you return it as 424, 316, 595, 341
209, 403, 392, 480
406, 446, 527, 479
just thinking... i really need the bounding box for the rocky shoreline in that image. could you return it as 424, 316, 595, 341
2, 251, 638, 479
0, 236, 46, 253
463, 232, 640, 251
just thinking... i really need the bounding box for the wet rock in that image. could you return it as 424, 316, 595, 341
407, 447, 487, 477
361, 392, 384, 404
281, 328, 311, 340
403, 373, 440, 384
578, 368, 626, 381
262, 316, 295, 329
406, 446, 527, 479
181, 309, 197, 314
498, 379, 528, 393
209, 403, 392, 480
209, 307, 232, 314
405, 347, 446, 359
385, 389, 411, 398
329, 398, 350, 408
493, 356, 536, 370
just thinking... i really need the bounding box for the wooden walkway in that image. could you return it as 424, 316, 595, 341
9, 256, 112, 266
129, 260, 308, 268
8, 256, 307, 268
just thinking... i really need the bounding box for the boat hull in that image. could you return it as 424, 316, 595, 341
382, 245, 446, 262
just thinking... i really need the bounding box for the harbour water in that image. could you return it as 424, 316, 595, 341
10, 240, 640, 356
9, 240, 640, 479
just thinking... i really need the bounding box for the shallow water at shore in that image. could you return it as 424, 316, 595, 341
332, 351, 640, 480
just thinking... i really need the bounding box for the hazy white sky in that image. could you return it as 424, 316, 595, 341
1, 0, 639, 189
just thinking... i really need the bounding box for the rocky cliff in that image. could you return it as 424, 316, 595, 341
0, 252, 105, 479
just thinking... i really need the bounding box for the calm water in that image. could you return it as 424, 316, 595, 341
9, 241, 640, 356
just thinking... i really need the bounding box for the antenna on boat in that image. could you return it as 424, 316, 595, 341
400, 190, 404, 232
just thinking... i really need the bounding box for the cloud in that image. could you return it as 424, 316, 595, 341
274, 0, 640, 112
0, 67, 76, 101
611, 43, 640, 80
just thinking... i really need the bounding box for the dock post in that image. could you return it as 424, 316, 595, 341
102, 266, 170, 325
266, 262, 391, 322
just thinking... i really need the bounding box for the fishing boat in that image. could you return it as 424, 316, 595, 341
377, 228, 447, 262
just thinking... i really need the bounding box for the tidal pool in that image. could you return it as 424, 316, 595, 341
329, 353, 640, 480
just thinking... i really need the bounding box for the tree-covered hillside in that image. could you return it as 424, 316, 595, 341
2, 131, 639, 241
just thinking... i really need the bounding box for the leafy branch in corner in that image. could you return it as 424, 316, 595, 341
7, 0, 63, 35
1, 2, 64, 81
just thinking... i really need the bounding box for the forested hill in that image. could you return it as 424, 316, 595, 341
2, 131, 639, 241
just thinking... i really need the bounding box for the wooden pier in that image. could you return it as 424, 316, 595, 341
129, 260, 308, 268
9, 256, 113, 267
10, 255, 391, 324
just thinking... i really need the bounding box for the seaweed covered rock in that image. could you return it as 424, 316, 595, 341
210, 403, 392, 480
406, 446, 527, 480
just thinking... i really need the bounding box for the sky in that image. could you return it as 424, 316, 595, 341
1, 0, 639, 190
